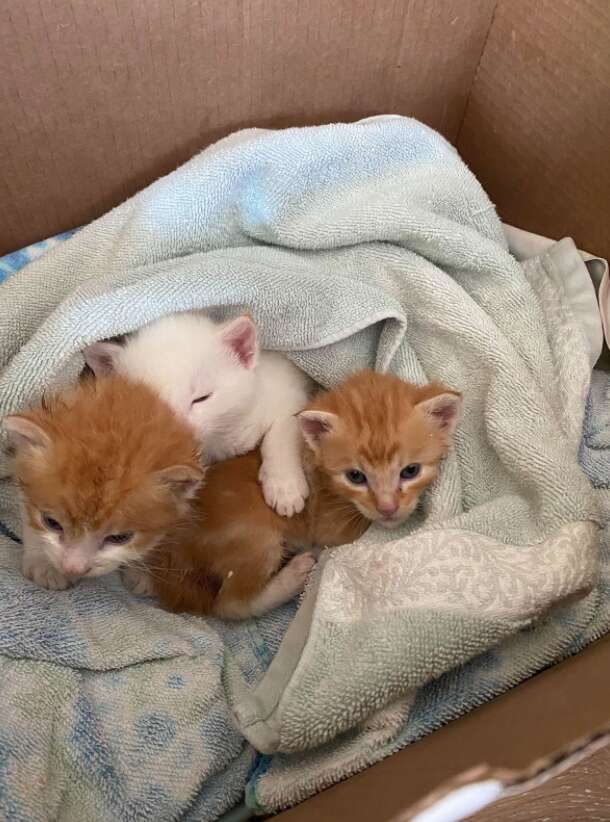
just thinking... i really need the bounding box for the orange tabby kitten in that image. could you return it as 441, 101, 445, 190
4, 377, 205, 591
4, 371, 461, 620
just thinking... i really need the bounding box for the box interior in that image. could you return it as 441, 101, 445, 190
1, 0, 609, 260
2, 1, 609, 819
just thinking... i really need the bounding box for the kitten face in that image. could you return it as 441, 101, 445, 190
18, 468, 198, 580
300, 371, 461, 528
83, 313, 259, 446
4, 377, 204, 582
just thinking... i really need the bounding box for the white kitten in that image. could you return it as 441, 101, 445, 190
83, 313, 312, 516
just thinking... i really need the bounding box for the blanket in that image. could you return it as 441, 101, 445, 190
0, 116, 600, 819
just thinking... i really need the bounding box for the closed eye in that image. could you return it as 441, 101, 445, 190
41, 512, 63, 533
192, 394, 212, 404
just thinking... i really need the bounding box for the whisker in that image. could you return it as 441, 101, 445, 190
125, 558, 194, 576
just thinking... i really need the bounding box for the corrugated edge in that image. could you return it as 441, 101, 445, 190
394, 724, 610, 822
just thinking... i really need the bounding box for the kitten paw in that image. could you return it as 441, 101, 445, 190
122, 567, 155, 597
281, 552, 317, 597
22, 555, 70, 590
259, 466, 309, 517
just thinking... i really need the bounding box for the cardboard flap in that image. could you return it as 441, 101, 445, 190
402, 726, 610, 822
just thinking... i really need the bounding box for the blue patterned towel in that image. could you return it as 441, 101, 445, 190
0, 230, 78, 284
0, 234, 286, 820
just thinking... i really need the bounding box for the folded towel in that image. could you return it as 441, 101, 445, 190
0, 116, 600, 819
0, 229, 78, 284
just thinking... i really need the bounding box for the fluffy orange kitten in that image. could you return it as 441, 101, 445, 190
4, 371, 461, 620
4, 377, 204, 591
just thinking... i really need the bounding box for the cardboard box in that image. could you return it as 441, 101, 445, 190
1, 1, 609, 818
276, 636, 610, 821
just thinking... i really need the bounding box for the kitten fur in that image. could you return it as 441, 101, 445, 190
4, 371, 461, 619
83, 312, 311, 517
298, 370, 462, 529
135, 370, 462, 618
4, 374, 311, 614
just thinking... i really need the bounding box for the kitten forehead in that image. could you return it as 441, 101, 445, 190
14, 375, 201, 532
304, 370, 460, 469
121, 315, 223, 372
116, 313, 245, 404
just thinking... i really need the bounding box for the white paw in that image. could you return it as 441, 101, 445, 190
259, 465, 309, 517
122, 567, 155, 596
281, 552, 317, 597
22, 554, 70, 590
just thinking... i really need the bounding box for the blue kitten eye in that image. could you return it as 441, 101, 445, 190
345, 469, 367, 485
104, 532, 134, 546
400, 464, 421, 480
42, 513, 63, 533
192, 394, 211, 404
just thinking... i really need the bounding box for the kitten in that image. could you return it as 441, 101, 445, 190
298, 370, 462, 530
83, 312, 311, 517
138, 370, 462, 618
4, 376, 205, 591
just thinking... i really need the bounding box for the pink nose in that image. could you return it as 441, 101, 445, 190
61, 557, 91, 577
377, 500, 398, 517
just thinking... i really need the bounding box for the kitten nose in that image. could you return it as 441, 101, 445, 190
61, 557, 91, 577
377, 500, 398, 517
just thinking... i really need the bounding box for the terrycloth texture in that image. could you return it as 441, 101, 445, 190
0, 229, 79, 284
248, 367, 610, 815
0, 536, 270, 821
0, 117, 600, 818
503, 225, 604, 370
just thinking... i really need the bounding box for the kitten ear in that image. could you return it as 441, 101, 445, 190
156, 464, 205, 500
416, 391, 462, 438
82, 341, 124, 376
3, 414, 50, 451
220, 315, 258, 370
298, 410, 339, 451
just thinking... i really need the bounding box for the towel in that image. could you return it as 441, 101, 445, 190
0, 116, 600, 818
247, 365, 610, 815
0, 229, 78, 284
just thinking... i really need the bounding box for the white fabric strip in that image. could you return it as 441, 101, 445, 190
503, 224, 605, 368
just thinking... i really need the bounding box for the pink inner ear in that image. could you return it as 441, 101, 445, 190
300, 416, 331, 441
222, 318, 257, 368
431, 399, 459, 429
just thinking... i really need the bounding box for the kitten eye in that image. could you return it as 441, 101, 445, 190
345, 469, 367, 485
192, 394, 212, 404
400, 463, 421, 480
104, 532, 134, 546
41, 513, 63, 533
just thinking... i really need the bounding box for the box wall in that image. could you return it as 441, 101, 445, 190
0, 0, 495, 254
458, 0, 610, 260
